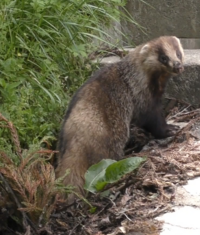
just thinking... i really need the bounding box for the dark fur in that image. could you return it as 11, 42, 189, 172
55, 36, 184, 202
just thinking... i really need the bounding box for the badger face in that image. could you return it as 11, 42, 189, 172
157, 36, 184, 75
140, 36, 184, 76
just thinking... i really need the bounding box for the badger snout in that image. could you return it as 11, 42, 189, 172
173, 61, 184, 74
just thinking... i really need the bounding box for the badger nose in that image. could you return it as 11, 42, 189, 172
174, 61, 181, 68
173, 61, 184, 73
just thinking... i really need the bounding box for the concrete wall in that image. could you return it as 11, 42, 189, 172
122, 0, 200, 46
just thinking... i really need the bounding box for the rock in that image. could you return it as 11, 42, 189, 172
165, 50, 200, 106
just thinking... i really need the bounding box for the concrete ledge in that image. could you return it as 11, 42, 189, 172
96, 49, 200, 105
166, 50, 200, 105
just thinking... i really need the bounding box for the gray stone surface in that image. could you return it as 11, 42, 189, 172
96, 55, 121, 65
156, 178, 200, 235
165, 50, 200, 105
181, 38, 200, 50
157, 206, 200, 235
122, 0, 200, 46
97, 49, 200, 106
183, 178, 200, 196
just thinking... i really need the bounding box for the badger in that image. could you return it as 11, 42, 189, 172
55, 36, 184, 201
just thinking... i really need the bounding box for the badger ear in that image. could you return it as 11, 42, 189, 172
172, 36, 179, 41
172, 36, 184, 61
140, 43, 150, 55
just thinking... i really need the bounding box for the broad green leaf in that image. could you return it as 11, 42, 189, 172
84, 157, 146, 193
95, 181, 108, 192
105, 157, 146, 183
84, 159, 116, 193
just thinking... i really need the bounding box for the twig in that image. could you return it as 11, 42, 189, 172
95, 202, 111, 216
175, 110, 200, 122
175, 116, 200, 139
38, 195, 55, 228
120, 212, 133, 222
149, 205, 172, 218
69, 218, 84, 235
166, 105, 191, 120
114, 175, 138, 193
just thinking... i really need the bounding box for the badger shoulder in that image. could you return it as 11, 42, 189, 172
58, 62, 132, 159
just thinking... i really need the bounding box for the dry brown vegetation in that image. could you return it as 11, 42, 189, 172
0, 113, 60, 234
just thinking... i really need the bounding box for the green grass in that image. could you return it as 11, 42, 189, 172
0, 0, 138, 149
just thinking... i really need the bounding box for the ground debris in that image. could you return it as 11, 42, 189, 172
2, 104, 200, 235
42, 106, 200, 234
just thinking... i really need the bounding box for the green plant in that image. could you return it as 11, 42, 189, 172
84, 157, 146, 193
0, 0, 138, 149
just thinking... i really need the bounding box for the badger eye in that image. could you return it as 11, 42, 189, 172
176, 51, 182, 60
160, 54, 169, 65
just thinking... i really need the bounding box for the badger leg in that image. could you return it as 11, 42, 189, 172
55, 153, 88, 203
143, 107, 179, 139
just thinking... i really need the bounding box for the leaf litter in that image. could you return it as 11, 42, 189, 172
1, 102, 200, 235
47, 102, 200, 235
